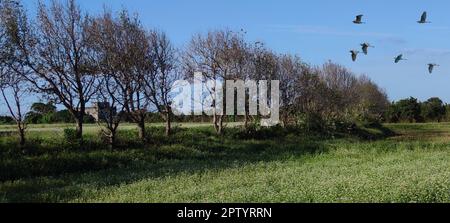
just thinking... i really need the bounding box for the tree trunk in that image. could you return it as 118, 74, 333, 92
137, 118, 146, 142
244, 114, 249, 129
75, 115, 83, 141
77, 100, 86, 141
108, 131, 116, 150
165, 110, 171, 136
216, 115, 224, 135
213, 113, 219, 134
18, 125, 25, 147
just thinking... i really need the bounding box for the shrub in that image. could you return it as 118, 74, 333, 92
63, 128, 79, 145
145, 126, 169, 144
0, 116, 15, 125
297, 113, 327, 133
226, 124, 295, 140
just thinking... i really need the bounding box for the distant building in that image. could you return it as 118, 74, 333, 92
85, 102, 116, 121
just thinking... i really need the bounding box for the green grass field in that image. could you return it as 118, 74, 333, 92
0, 122, 449, 203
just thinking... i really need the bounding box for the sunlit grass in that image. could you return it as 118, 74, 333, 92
0, 123, 449, 203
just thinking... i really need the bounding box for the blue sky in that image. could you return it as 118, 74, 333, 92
3, 0, 450, 114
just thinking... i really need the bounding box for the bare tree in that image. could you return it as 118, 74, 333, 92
184, 30, 248, 134
94, 77, 124, 149
277, 54, 305, 126
88, 9, 149, 142
143, 30, 180, 136
11, 0, 97, 141
355, 75, 389, 122
248, 43, 279, 126
0, 0, 29, 147
0, 68, 27, 146
226, 31, 251, 124
86, 11, 123, 148
320, 61, 359, 120
184, 30, 224, 134
285, 64, 331, 127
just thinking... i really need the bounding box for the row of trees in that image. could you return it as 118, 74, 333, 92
6, 96, 447, 126
17, 96, 447, 125
386, 97, 448, 123
0, 0, 389, 148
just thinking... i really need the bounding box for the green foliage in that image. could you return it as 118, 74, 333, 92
83, 114, 96, 124
25, 107, 96, 124
25, 102, 57, 124
30, 102, 57, 115
24, 112, 42, 124
385, 97, 450, 123
145, 112, 165, 123
63, 128, 79, 145
53, 110, 74, 123
387, 97, 422, 123
297, 113, 329, 133
0, 116, 14, 124
421, 97, 446, 122
224, 124, 299, 140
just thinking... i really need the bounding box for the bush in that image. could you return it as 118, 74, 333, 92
25, 112, 43, 124
145, 126, 169, 144
297, 113, 328, 133
53, 110, 74, 123
63, 128, 80, 145
83, 115, 96, 124
0, 116, 15, 125
386, 97, 422, 123
225, 124, 297, 140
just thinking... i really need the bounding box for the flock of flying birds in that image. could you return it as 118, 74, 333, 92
350, 12, 439, 74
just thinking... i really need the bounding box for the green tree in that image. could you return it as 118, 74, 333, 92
421, 97, 446, 122
0, 116, 14, 124
52, 110, 74, 123
30, 102, 56, 115
25, 102, 57, 124
389, 97, 422, 123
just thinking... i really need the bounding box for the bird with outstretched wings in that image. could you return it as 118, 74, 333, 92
353, 15, 364, 24
428, 64, 439, 74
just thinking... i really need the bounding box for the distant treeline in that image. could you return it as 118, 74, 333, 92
1, 96, 447, 126
0, 102, 246, 125
385, 97, 449, 123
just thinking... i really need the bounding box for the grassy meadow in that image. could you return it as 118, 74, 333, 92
0, 122, 449, 203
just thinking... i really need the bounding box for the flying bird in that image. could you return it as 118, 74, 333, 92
360, 43, 374, 55
418, 11, 431, 24
353, 15, 364, 24
394, 54, 407, 63
428, 63, 439, 74
350, 50, 360, 62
